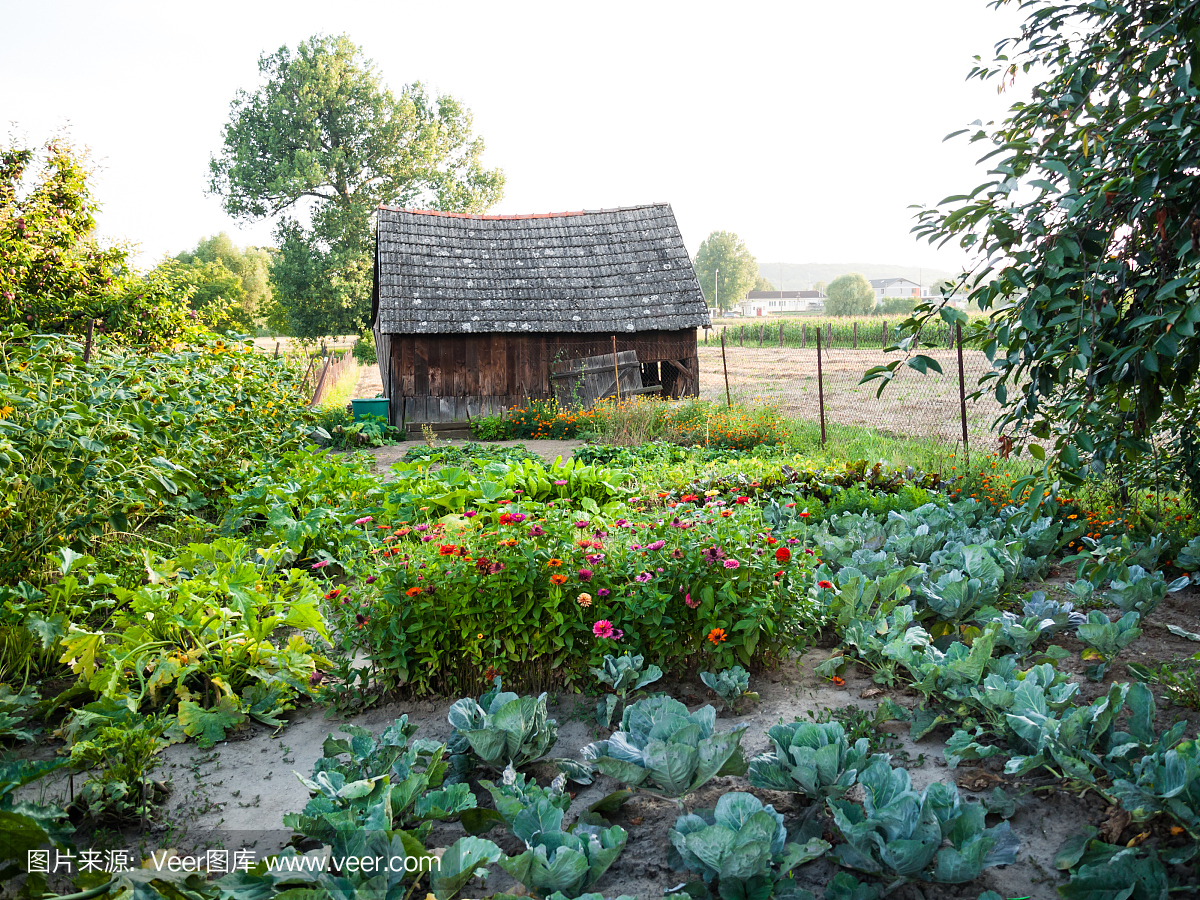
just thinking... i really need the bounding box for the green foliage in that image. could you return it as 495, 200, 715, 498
580, 696, 748, 799
210, 34, 504, 339
472, 414, 513, 441
446, 677, 559, 774
1105, 564, 1189, 617
1, 140, 218, 346
352, 330, 377, 364
0, 685, 38, 742
668, 792, 829, 899
824, 274, 876, 317
592, 652, 662, 727
693, 232, 759, 311
747, 720, 879, 802
284, 717, 474, 844
175, 232, 274, 330
1077, 610, 1142, 680
0, 329, 312, 577
57, 538, 330, 746
910, 0, 1200, 500
498, 801, 627, 899
68, 715, 165, 824
829, 756, 1018, 883
0, 757, 72, 887
700, 665, 758, 710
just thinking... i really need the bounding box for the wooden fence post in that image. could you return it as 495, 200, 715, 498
853, 322, 858, 349
309, 352, 333, 408
816, 324, 826, 447
273, 341, 280, 358
758, 324, 764, 347
721, 328, 731, 407
801, 323, 807, 348
957, 322, 969, 465
82, 319, 95, 364
882, 322, 887, 348
739, 325, 745, 347
612, 335, 621, 402
778, 323, 784, 348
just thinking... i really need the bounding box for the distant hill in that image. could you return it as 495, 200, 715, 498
757, 262, 958, 292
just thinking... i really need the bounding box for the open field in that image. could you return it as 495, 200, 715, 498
698, 344, 1002, 449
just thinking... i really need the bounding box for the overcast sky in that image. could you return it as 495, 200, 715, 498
4, 0, 1028, 274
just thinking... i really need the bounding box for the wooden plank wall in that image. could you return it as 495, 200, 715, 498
388, 329, 699, 424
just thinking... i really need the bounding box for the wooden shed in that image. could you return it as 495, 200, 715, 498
370, 203, 710, 425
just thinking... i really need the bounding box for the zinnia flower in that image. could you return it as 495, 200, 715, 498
577, 568, 593, 582
551, 573, 568, 585
365, 575, 377, 584
593, 620, 615, 639
415, 524, 428, 532
575, 520, 590, 529
325, 589, 341, 600
498, 513, 515, 525
354, 516, 373, 525
707, 627, 727, 645
817, 580, 834, 589
597, 588, 611, 598
681, 494, 699, 503
406, 586, 422, 596
634, 572, 652, 583
799, 511, 811, 519
735, 496, 750, 505
465, 510, 477, 518
439, 544, 458, 556
509, 513, 526, 524
529, 524, 545, 536
646, 540, 665, 551
723, 559, 740, 570
685, 592, 698, 608
554, 479, 568, 486
547, 558, 563, 567
775, 547, 791, 563
612, 629, 623, 640
577, 592, 593, 607
311, 561, 330, 569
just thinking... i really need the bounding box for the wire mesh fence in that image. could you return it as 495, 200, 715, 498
699, 324, 1001, 453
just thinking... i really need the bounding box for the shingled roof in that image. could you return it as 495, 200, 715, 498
372, 203, 710, 334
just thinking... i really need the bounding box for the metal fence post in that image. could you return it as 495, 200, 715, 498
816, 324, 826, 447
957, 322, 969, 465
721, 328, 731, 407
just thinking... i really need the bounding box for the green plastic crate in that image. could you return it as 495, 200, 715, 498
351, 398, 390, 423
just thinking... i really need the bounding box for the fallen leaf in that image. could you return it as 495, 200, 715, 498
1126, 831, 1150, 847
860, 688, 883, 699
629, 816, 644, 826
956, 770, 1004, 792
1100, 806, 1131, 844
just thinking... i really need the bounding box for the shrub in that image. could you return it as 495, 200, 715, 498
508, 399, 596, 439
357, 495, 819, 695
472, 415, 513, 441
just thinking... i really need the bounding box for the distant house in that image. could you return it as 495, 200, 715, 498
371, 203, 709, 424
739, 290, 825, 316
869, 277, 923, 300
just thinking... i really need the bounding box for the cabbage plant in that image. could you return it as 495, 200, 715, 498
1106, 564, 1189, 617
1077, 610, 1142, 681
447, 678, 558, 775
498, 797, 627, 899
668, 792, 829, 896
700, 666, 758, 711
747, 720, 878, 801
591, 653, 662, 727
829, 757, 1018, 883
580, 696, 747, 799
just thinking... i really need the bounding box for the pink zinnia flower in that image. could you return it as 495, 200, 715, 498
355, 516, 373, 525
685, 592, 699, 608
575, 520, 590, 529
311, 561, 330, 569
578, 568, 593, 581
465, 510, 477, 518
723, 559, 740, 569
593, 620, 615, 639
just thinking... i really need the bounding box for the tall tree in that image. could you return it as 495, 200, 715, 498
693, 232, 758, 311
824, 273, 876, 316
884, 0, 1200, 500
176, 232, 273, 327
209, 34, 505, 340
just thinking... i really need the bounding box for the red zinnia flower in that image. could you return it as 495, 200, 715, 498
707, 627, 727, 645
438, 544, 458, 556
817, 580, 834, 589
775, 547, 791, 563
406, 586, 422, 596
550, 573, 568, 585
735, 496, 750, 505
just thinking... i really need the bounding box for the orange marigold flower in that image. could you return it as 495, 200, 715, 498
707, 627, 727, 645
830, 675, 845, 686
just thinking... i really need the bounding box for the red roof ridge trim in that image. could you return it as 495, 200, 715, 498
376, 203, 668, 220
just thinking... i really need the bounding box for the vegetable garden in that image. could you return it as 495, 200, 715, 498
4, 328, 1200, 900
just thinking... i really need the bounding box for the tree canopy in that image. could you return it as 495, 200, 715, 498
209, 34, 505, 340
693, 232, 758, 311
175, 233, 273, 329
874, 0, 1200, 501
824, 273, 876, 316
1, 139, 212, 346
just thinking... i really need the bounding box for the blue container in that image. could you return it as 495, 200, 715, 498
351, 398, 390, 423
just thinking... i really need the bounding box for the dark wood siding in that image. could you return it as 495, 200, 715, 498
388, 329, 699, 424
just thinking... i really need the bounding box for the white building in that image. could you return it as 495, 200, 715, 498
869, 277, 923, 300
739, 290, 825, 316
